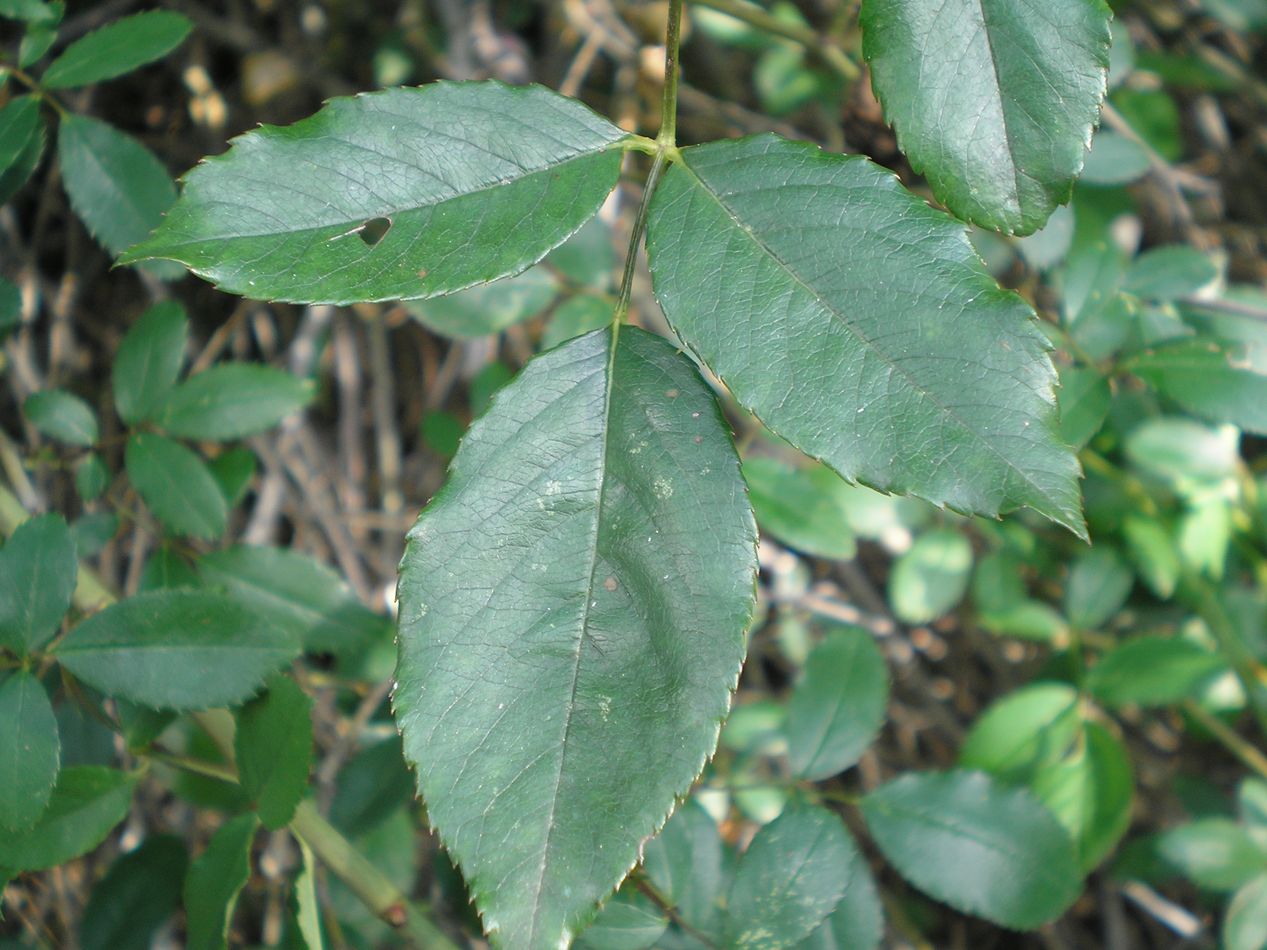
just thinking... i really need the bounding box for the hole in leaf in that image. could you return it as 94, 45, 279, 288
358, 217, 392, 246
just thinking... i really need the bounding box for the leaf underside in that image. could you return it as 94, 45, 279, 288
647, 135, 1085, 538
395, 326, 757, 949
861, 0, 1112, 234
121, 82, 628, 304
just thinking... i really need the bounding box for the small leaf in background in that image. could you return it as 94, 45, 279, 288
139, 547, 199, 592
744, 457, 856, 561
0, 513, 76, 655
0, 108, 45, 205
860, 0, 1111, 234
541, 294, 612, 350
1058, 237, 1132, 361
1113, 88, 1183, 161
786, 626, 888, 780
58, 114, 176, 259
1157, 818, 1267, 891
208, 447, 257, 507
121, 82, 628, 304
293, 840, 325, 950
0, 671, 60, 831
197, 545, 387, 656
795, 840, 884, 950
125, 433, 227, 539
405, 266, 558, 338
0, 96, 41, 178
74, 453, 109, 501
1030, 722, 1133, 870
23, 388, 98, 446
862, 770, 1081, 928
41, 10, 192, 89
79, 835, 187, 950
575, 888, 667, 950
112, 300, 188, 425
1079, 130, 1151, 186
725, 806, 856, 950
959, 683, 1082, 783
0, 766, 136, 871
1121, 514, 1181, 599
0, 274, 21, 336
156, 364, 314, 440
1225, 873, 1267, 950
1087, 636, 1228, 708
643, 800, 727, 939
71, 512, 119, 559
0, 0, 62, 23
1240, 778, 1267, 835
467, 360, 513, 416
1015, 204, 1075, 272
1064, 546, 1133, 631
1125, 417, 1239, 492
1129, 338, 1267, 436
184, 813, 259, 950
889, 529, 973, 624
18, 16, 57, 67
235, 675, 313, 829
419, 409, 463, 460
327, 736, 415, 838
1057, 366, 1111, 450
1123, 245, 1219, 301
648, 136, 1086, 537
54, 589, 300, 710
546, 217, 615, 290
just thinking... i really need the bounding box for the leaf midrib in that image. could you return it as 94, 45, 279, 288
673, 152, 1064, 519
971, 0, 1023, 217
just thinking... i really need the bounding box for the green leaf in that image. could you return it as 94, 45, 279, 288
959, 683, 1081, 783
41, 11, 192, 89
1057, 366, 1110, 451
1226, 873, 1267, 950
156, 364, 314, 440
646, 136, 1084, 537
58, 114, 176, 258
0, 513, 76, 655
786, 626, 888, 780
543, 294, 614, 350
80, 835, 187, 950
74, 453, 109, 502
0, 766, 136, 871
1129, 338, 1267, 436
23, 388, 98, 446
395, 326, 756, 949
1030, 722, 1132, 871
547, 217, 616, 290
294, 840, 325, 950
0, 672, 60, 831
0, 95, 41, 177
1125, 417, 1238, 493
405, 266, 558, 338
1080, 130, 1150, 186
1087, 635, 1228, 708
1123, 245, 1218, 301
860, 0, 1111, 234
121, 81, 628, 305
112, 300, 188, 425
184, 813, 258, 950
0, 107, 45, 205
794, 841, 883, 950
1157, 819, 1267, 891
743, 457, 856, 561
726, 806, 856, 949
208, 447, 257, 507
197, 545, 387, 656
576, 890, 667, 950
862, 769, 1081, 928
234, 675, 312, 829
0, 0, 62, 24
125, 432, 227, 539
889, 529, 973, 623
1064, 546, 1132, 631
54, 589, 300, 710
1122, 514, 1180, 598
0, 274, 20, 336
643, 800, 728, 938
18, 17, 57, 67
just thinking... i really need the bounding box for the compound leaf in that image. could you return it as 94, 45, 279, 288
53, 589, 300, 710
861, 769, 1081, 928
0, 671, 60, 831
395, 326, 757, 949
121, 81, 628, 304
41, 10, 191, 89
647, 136, 1084, 537
860, 0, 1112, 233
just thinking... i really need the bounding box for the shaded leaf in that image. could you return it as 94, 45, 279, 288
0, 108, 45, 205
1129, 337, 1267, 436
1226, 873, 1267, 950
42, 11, 191, 89
395, 326, 756, 949
575, 890, 667, 950
643, 800, 728, 939
184, 813, 258, 950
235, 675, 312, 829
1123, 245, 1218, 301
794, 841, 883, 950
0, 671, 60, 831
0, 513, 76, 655
121, 82, 628, 305
23, 388, 98, 446
1064, 546, 1132, 631
647, 135, 1084, 536
156, 364, 314, 440
112, 300, 188, 425
1057, 366, 1110, 451
0, 96, 41, 177
54, 589, 300, 710
405, 266, 558, 338
744, 457, 856, 561
860, 0, 1111, 233
126, 433, 227, 539
0, 766, 136, 871
543, 294, 613, 350
80, 835, 187, 950
862, 769, 1081, 928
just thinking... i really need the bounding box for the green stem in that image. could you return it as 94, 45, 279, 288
659, 0, 685, 148
1183, 700, 1267, 784
686, 0, 860, 81
0, 61, 69, 119
612, 149, 670, 325
1184, 573, 1267, 737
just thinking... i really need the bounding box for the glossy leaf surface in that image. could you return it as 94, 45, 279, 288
647, 136, 1084, 537
0, 671, 59, 831
395, 326, 757, 949
862, 769, 1081, 928
861, 0, 1112, 233
41, 10, 191, 88
122, 82, 628, 304
54, 590, 300, 710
